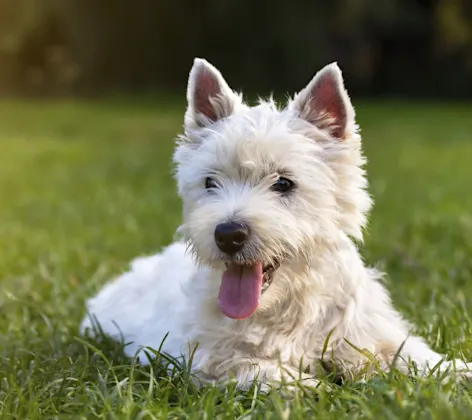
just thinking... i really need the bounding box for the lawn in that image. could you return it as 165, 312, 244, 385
1, 98, 472, 419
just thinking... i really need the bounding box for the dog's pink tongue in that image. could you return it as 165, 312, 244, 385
219, 262, 263, 320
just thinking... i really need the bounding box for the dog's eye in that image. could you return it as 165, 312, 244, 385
205, 177, 218, 190
272, 177, 294, 193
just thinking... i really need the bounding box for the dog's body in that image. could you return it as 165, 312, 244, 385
81, 59, 471, 389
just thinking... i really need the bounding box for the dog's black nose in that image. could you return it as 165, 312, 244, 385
214, 222, 249, 255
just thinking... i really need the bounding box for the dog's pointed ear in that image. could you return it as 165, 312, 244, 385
185, 58, 240, 130
291, 63, 355, 140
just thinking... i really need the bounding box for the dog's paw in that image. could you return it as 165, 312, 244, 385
276, 374, 329, 399
245, 374, 323, 397
452, 360, 472, 381
431, 359, 472, 383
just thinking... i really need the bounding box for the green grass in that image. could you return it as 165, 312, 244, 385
1, 98, 472, 419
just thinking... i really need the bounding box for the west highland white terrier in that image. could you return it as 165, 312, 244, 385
81, 58, 471, 390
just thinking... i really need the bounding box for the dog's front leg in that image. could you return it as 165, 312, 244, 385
227, 360, 320, 393
397, 335, 472, 380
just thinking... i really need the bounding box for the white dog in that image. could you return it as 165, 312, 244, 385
81, 58, 471, 390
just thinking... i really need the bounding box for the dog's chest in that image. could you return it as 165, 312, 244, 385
184, 273, 349, 375
191, 306, 342, 373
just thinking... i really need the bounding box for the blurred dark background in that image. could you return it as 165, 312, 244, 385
1, 0, 471, 98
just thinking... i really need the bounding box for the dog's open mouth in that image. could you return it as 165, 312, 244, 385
261, 260, 280, 292
219, 259, 280, 320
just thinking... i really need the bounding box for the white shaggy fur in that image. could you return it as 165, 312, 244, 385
81, 58, 471, 389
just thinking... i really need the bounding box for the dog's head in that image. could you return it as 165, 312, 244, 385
174, 58, 371, 320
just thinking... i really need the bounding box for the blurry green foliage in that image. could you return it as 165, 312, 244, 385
0, 0, 471, 97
